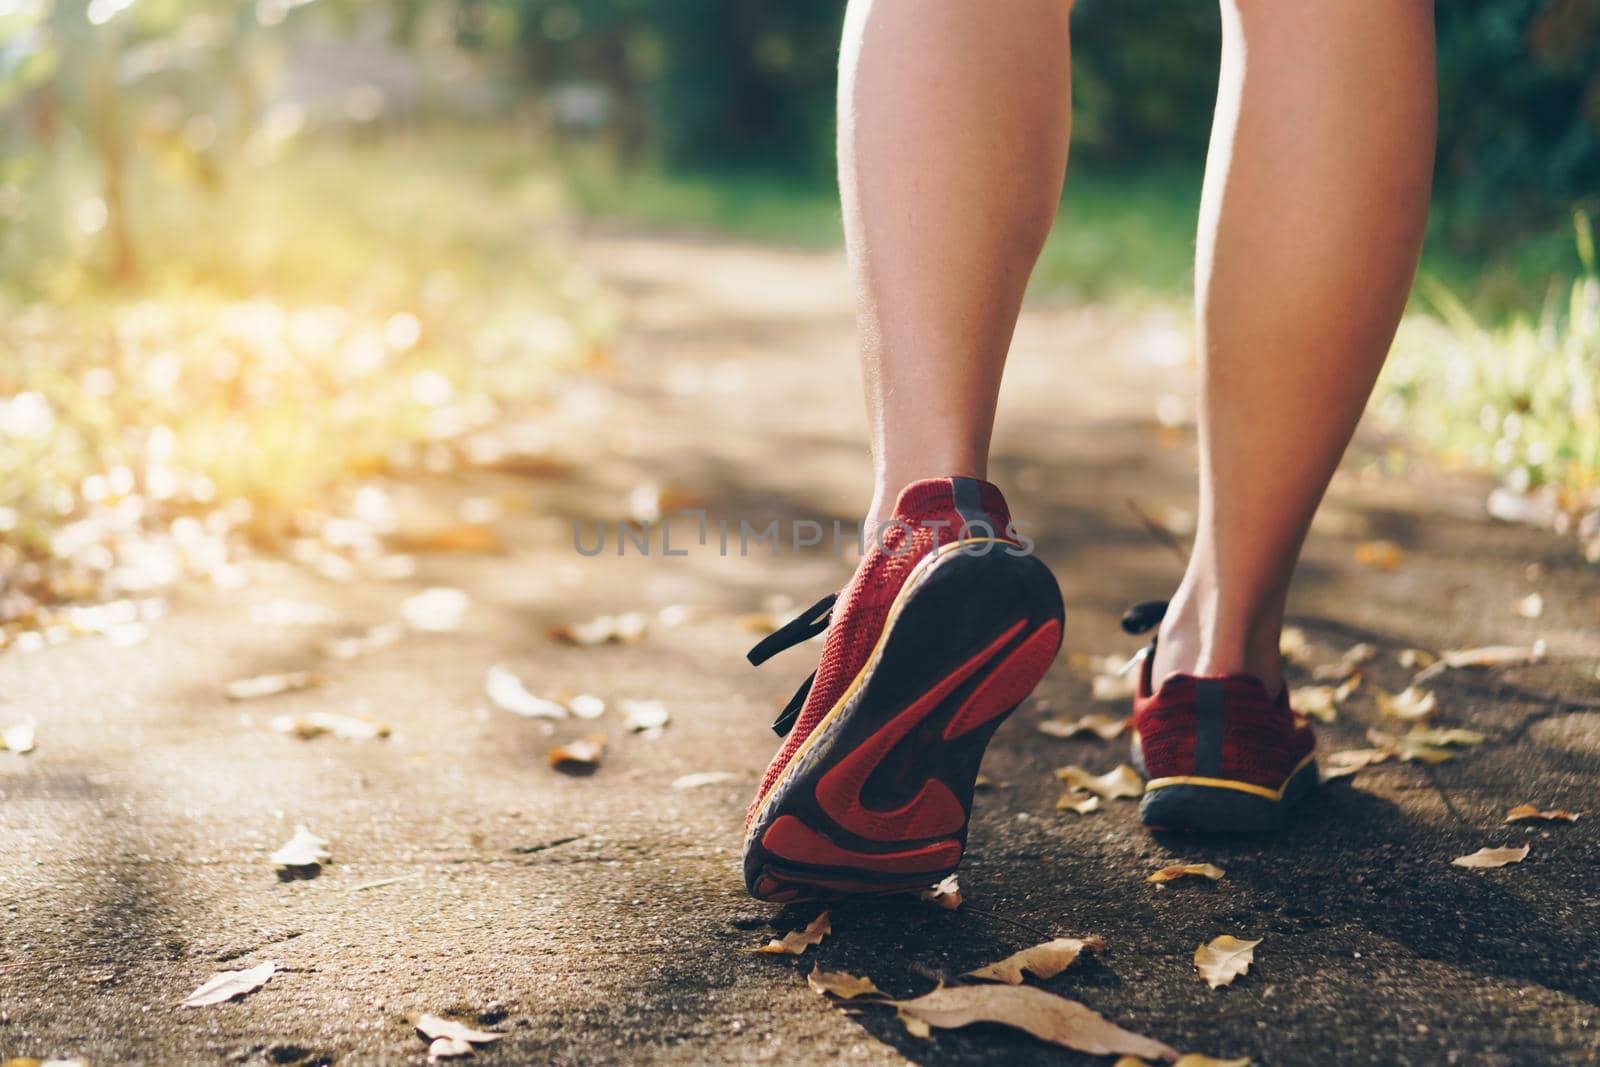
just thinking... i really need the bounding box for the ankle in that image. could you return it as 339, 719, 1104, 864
1150, 585, 1285, 693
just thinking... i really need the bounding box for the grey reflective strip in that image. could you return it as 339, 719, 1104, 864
1194, 678, 1224, 777
951, 477, 993, 531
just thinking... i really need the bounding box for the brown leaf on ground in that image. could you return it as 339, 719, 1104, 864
807, 967, 885, 1000
752, 912, 831, 955
415, 1014, 505, 1045
1, 719, 37, 754
1354, 540, 1404, 571
1116, 1058, 1253, 1067
486, 665, 569, 719
1375, 686, 1438, 723
1515, 592, 1545, 619
919, 874, 963, 910
621, 699, 670, 734
564, 693, 606, 719
1414, 641, 1547, 682
389, 523, 505, 555
547, 612, 648, 646
1334, 673, 1363, 703
1058, 793, 1102, 815
547, 734, 607, 773
223, 671, 322, 701
1278, 627, 1314, 666
1037, 714, 1128, 741
270, 825, 331, 870
1313, 642, 1377, 682
887, 985, 1177, 1061
1056, 764, 1144, 800
1321, 749, 1391, 782
968, 936, 1106, 984
1505, 804, 1582, 823
319, 623, 404, 661
271, 712, 390, 741
1092, 673, 1138, 702
1452, 845, 1530, 869
1194, 935, 1260, 990
427, 1036, 473, 1061
401, 587, 469, 632
1397, 648, 1437, 669
1290, 686, 1338, 724
1367, 726, 1482, 764
671, 771, 737, 790
1147, 863, 1225, 885
181, 960, 277, 1008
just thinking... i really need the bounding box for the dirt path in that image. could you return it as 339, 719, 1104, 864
4, 234, 1599, 1066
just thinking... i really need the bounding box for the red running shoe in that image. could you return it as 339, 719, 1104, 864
1121, 600, 1318, 833
741, 478, 1063, 903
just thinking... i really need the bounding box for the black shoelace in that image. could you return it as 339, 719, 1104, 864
746, 592, 837, 737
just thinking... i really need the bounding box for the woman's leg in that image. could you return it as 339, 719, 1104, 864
838, 0, 1074, 539
1151, 0, 1436, 693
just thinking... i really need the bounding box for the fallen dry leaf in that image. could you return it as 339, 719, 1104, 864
887, 984, 1177, 1061
390, 523, 505, 555
319, 623, 403, 661
1397, 648, 1437, 669
968, 936, 1105, 984
671, 771, 737, 790
621, 699, 670, 733
1313, 642, 1377, 682
1279, 627, 1313, 665
1451, 845, 1530, 869
181, 960, 277, 1008
1404, 726, 1486, 747
1354, 539, 1404, 571
1515, 592, 1545, 619
1334, 673, 1363, 703
271, 712, 390, 741
270, 825, 331, 870
808, 967, 885, 1000
752, 912, 832, 955
416, 1014, 505, 1046
1414, 641, 1547, 682
1057, 764, 1144, 800
401, 587, 469, 632
920, 874, 963, 910
427, 1036, 473, 1061
547, 734, 606, 773
547, 612, 648, 646
486, 665, 568, 719
1505, 804, 1582, 823
1147, 863, 1225, 885
1194, 935, 1260, 990
1367, 726, 1483, 764
1375, 686, 1438, 723
1290, 686, 1338, 724
1118, 1058, 1253, 1067
1038, 714, 1127, 741
1092, 673, 1138, 702
1059, 793, 1102, 815
566, 693, 606, 719
1, 719, 37, 755
1321, 749, 1391, 782
223, 671, 321, 701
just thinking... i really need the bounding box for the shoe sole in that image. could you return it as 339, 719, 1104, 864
1130, 734, 1319, 833
743, 541, 1064, 903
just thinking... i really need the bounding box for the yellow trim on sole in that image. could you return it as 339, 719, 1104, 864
1144, 750, 1318, 802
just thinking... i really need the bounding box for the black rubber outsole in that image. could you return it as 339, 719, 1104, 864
1131, 734, 1319, 833
743, 545, 1064, 901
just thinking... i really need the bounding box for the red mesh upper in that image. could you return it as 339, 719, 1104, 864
748, 478, 1012, 825
1132, 652, 1315, 791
